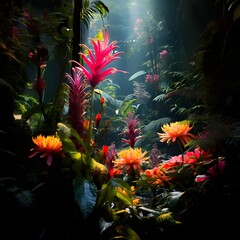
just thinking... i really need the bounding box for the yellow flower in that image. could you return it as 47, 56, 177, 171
113, 147, 149, 175
131, 186, 136, 194
158, 121, 195, 146
29, 134, 63, 166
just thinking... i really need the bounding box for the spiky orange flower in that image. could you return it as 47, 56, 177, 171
158, 120, 196, 146
144, 166, 170, 185
113, 147, 149, 175
29, 134, 63, 166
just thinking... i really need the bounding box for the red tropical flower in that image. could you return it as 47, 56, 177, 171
95, 112, 102, 129
33, 76, 46, 93
100, 97, 105, 106
102, 145, 108, 157
99, 145, 109, 165
71, 30, 126, 88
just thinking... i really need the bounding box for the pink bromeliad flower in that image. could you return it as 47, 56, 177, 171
71, 30, 126, 88
65, 67, 88, 136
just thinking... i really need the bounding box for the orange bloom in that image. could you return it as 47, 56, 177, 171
117, 186, 140, 205
158, 121, 196, 146
117, 187, 128, 195
132, 198, 140, 205
83, 119, 90, 130
29, 134, 63, 166
144, 166, 170, 185
131, 186, 136, 194
113, 147, 149, 175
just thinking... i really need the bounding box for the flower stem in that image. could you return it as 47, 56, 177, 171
86, 87, 94, 163
177, 140, 184, 165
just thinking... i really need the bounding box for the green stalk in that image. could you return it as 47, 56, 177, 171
177, 139, 185, 165
86, 87, 95, 164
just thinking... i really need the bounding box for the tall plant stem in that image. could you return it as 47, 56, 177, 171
86, 87, 94, 163
177, 140, 185, 165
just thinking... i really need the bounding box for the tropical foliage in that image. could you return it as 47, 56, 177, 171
1, 1, 240, 239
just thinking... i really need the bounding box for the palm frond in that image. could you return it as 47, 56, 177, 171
164, 88, 200, 101
82, 0, 109, 28
129, 70, 146, 81
143, 117, 171, 132
153, 94, 166, 102
188, 114, 240, 150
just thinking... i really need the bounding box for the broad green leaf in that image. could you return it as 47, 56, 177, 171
73, 177, 97, 221
96, 180, 117, 208
90, 158, 108, 174
57, 123, 78, 152
112, 178, 133, 206
116, 190, 132, 206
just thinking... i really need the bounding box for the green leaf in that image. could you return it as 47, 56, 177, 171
112, 178, 133, 205
153, 94, 166, 102
57, 122, 88, 153
111, 178, 132, 190
73, 177, 97, 221
128, 70, 146, 81
118, 99, 136, 116
10, 187, 35, 209
96, 178, 132, 208
57, 123, 78, 152
62, 136, 78, 152
116, 225, 141, 240
143, 118, 171, 132
61, 26, 73, 38
116, 191, 132, 206
96, 181, 117, 209
70, 127, 88, 153
163, 191, 184, 211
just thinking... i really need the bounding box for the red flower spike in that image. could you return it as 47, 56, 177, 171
70, 30, 127, 88
65, 67, 88, 137
95, 112, 102, 129
121, 112, 142, 148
